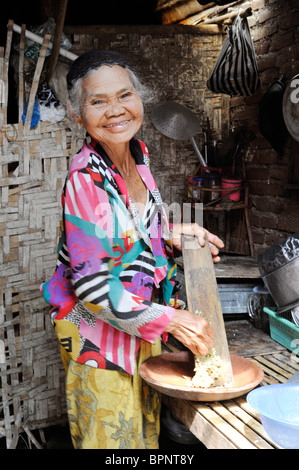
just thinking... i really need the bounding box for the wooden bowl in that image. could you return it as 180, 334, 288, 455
139, 351, 264, 401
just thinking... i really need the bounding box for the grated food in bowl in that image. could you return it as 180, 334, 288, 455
185, 347, 224, 388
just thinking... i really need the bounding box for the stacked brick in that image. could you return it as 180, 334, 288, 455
230, 0, 299, 254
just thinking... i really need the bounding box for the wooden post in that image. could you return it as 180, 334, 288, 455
18, 24, 26, 122
0, 46, 4, 127
46, 0, 69, 82
2, 19, 14, 126
23, 34, 51, 135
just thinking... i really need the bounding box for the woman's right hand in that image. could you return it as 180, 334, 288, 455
165, 309, 214, 356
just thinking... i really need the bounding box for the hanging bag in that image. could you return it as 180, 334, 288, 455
207, 12, 260, 96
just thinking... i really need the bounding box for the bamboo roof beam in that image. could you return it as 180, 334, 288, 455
202, 6, 252, 24
179, 1, 242, 25
155, 0, 205, 25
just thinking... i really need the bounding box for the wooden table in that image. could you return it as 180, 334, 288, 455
175, 255, 261, 280
162, 322, 299, 449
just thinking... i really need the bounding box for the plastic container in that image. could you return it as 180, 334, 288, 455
169, 298, 186, 310
264, 307, 299, 354
247, 383, 299, 449
221, 177, 242, 202
187, 176, 204, 202
203, 172, 221, 202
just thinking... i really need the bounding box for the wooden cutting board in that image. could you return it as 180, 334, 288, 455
182, 235, 234, 387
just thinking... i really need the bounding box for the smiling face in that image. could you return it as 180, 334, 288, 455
77, 65, 144, 149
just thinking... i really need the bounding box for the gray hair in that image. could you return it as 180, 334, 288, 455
67, 62, 155, 120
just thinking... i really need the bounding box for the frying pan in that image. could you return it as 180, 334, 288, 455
151, 101, 207, 167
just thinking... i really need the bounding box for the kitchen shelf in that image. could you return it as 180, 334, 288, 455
186, 183, 254, 256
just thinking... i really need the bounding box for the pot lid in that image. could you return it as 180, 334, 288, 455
283, 74, 299, 143
258, 75, 288, 156
151, 101, 200, 141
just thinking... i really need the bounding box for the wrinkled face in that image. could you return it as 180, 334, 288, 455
77, 65, 144, 147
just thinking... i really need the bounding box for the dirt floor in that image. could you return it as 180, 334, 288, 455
0, 416, 205, 450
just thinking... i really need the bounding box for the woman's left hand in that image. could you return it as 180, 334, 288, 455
171, 223, 224, 262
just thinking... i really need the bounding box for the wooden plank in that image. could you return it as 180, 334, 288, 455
46, 0, 69, 81
182, 235, 234, 386
255, 355, 294, 381
234, 396, 282, 448
203, 6, 252, 24
2, 19, 14, 126
179, 1, 238, 25
18, 24, 26, 123
175, 255, 260, 278
0, 46, 4, 126
250, 357, 288, 383
222, 399, 278, 449
23, 34, 51, 135
192, 401, 257, 449
209, 401, 273, 449
214, 255, 260, 278
273, 352, 299, 372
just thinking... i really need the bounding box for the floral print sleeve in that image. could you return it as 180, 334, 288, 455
41, 139, 177, 373
63, 170, 174, 341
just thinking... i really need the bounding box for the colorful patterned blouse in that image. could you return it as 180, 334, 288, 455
40, 138, 177, 375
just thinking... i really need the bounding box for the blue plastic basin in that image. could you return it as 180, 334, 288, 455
247, 383, 299, 449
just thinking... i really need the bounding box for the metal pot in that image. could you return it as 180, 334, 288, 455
262, 256, 299, 313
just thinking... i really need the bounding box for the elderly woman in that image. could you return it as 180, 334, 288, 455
41, 50, 224, 449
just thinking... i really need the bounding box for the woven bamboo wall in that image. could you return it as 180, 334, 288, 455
0, 121, 80, 447
0, 20, 82, 448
